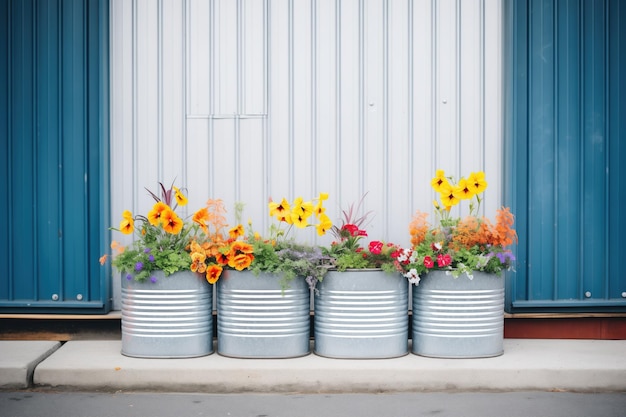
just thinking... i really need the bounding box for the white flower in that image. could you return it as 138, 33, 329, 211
404, 268, 421, 286
396, 248, 411, 263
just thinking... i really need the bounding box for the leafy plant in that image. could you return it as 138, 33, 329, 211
100, 182, 198, 282
191, 194, 334, 290
393, 170, 517, 285
324, 194, 399, 272
245, 193, 334, 290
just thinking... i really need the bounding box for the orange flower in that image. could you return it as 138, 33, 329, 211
192, 207, 210, 234
110, 241, 125, 254
409, 211, 430, 247
228, 253, 254, 270
205, 265, 223, 284
228, 224, 244, 239
451, 216, 491, 250
228, 240, 254, 255
227, 241, 255, 270
493, 207, 517, 247
99, 254, 108, 265
190, 257, 207, 274
162, 209, 184, 234
147, 202, 170, 226
215, 251, 229, 265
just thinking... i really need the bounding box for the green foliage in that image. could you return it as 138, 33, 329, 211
111, 223, 194, 282
247, 239, 332, 290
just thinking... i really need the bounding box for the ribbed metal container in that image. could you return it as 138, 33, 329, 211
412, 271, 504, 358
121, 270, 213, 358
217, 270, 310, 358
314, 269, 408, 359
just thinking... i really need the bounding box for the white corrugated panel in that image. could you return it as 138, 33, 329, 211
110, 0, 503, 307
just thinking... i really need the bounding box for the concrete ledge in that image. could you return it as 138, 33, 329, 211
32, 339, 626, 393
0, 341, 61, 388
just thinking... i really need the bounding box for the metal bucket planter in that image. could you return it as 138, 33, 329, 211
121, 270, 213, 358
412, 270, 504, 358
314, 269, 409, 359
217, 270, 311, 358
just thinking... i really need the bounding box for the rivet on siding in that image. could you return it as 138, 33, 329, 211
76, 294, 83, 301
52, 294, 59, 301
621, 292, 626, 298
442, 99, 447, 104
584, 291, 592, 298
369, 102, 375, 107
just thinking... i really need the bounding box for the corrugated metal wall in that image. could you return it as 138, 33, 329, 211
504, 0, 626, 312
109, 0, 504, 308
0, 0, 110, 313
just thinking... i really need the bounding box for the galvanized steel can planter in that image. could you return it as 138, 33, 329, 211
121, 270, 213, 358
412, 270, 504, 358
217, 270, 311, 358
314, 269, 409, 359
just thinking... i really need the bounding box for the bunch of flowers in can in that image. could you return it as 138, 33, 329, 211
393, 170, 517, 285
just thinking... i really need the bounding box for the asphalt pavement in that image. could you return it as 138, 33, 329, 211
2, 391, 626, 417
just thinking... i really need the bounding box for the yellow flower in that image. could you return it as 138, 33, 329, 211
291, 197, 314, 219
431, 169, 448, 193
468, 171, 488, 194
457, 177, 475, 200
119, 216, 134, 234
122, 210, 133, 220
318, 192, 329, 201
269, 198, 291, 219
316, 214, 332, 236
173, 186, 188, 206
314, 203, 325, 218
291, 213, 308, 228
439, 182, 462, 207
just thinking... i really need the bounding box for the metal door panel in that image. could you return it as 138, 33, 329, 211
0, 0, 110, 314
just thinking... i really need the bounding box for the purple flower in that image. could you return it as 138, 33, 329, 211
496, 251, 515, 264
150, 276, 157, 283
144, 248, 151, 253
126, 274, 133, 281
135, 262, 143, 271
149, 254, 155, 262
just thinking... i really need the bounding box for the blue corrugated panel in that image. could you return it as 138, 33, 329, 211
504, 0, 626, 312
0, 0, 110, 314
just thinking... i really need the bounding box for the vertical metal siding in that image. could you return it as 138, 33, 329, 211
110, 0, 503, 309
607, 0, 626, 303
504, 0, 626, 311
0, 0, 9, 302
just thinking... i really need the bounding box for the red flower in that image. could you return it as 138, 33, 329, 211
437, 253, 452, 267
342, 224, 359, 236
424, 256, 434, 269
369, 241, 383, 255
